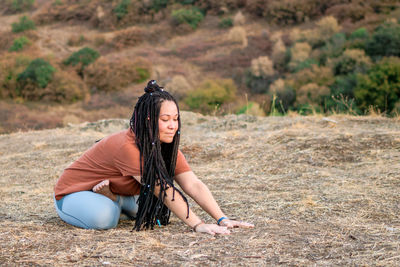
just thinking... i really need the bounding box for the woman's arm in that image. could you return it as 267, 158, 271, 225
174, 171, 254, 228
149, 178, 231, 235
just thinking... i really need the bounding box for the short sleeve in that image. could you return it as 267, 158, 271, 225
175, 150, 191, 175
113, 143, 141, 177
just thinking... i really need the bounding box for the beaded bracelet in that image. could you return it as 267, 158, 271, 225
217, 216, 228, 225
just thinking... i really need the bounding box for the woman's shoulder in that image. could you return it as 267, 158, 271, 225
100, 129, 136, 149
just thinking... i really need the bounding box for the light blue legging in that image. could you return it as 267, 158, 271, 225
54, 191, 139, 229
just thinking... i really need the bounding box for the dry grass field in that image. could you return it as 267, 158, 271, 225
0, 112, 399, 266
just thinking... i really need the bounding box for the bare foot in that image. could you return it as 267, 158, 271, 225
92, 180, 117, 201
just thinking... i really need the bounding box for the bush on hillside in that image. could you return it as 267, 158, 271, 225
245, 71, 270, 94
326, 74, 360, 114
228, 26, 248, 47
109, 27, 144, 49
0, 54, 31, 99
246, 55, 280, 94
171, 8, 204, 29
184, 79, 237, 114
45, 71, 88, 103
233, 11, 245, 26
268, 78, 296, 112
287, 65, 335, 91
315, 16, 342, 46
350, 27, 369, 40
236, 101, 265, 116
165, 75, 192, 100
218, 17, 233, 28
67, 35, 86, 47
295, 83, 330, 109
370, 0, 400, 14
250, 56, 275, 78
271, 38, 287, 70
17, 58, 55, 89
288, 42, 312, 71
266, 0, 325, 25
0, 31, 15, 51
83, 57, 151, 92
113, 0, 131, 20
332, 49, 371, 76
12, 16, 36, 33
63, 47, 100, 75
8, 36, 31, 52
346, 27, 369, 50
365, 22, 400, 58
317, 32, 347, 65
325, 3, 371, 23
151, 0, 169, 12
4, 0, 35, 14
355, 57, 400, 113
245, 0, 267, 17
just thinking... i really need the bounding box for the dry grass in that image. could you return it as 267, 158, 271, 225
1, 112, 399, 266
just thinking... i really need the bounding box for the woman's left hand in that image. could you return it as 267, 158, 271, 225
219, 219, 254, 228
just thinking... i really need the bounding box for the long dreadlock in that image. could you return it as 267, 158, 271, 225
130, 80, 189, 231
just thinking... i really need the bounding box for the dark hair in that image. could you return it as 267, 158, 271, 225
130, 80, 189, 230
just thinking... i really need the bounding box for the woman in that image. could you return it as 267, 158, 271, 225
54, 80, 254, 235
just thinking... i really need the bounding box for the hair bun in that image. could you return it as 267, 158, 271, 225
144, 80, 162, 93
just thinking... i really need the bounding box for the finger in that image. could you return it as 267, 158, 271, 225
215, 227, 230, 235
238, 222, 254, 228
206, 230, 216, 236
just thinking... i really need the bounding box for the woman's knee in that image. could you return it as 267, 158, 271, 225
86, 203, 120, 229
55, 191, 121, 230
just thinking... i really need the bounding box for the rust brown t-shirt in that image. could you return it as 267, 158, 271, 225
54, 129, 191, 200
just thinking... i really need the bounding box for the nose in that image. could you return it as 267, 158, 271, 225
168, 121, 175, 129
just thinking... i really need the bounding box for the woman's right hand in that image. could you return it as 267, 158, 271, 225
195, 223, 231, 235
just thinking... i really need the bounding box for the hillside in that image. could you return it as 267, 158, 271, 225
1, 113, 399, 265
1, 0, 400, 134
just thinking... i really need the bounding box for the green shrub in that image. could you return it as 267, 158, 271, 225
269, 79, 296, 113
175, 0, 197, 4
7, 0, 35, 13
350, 27, 369, 40
331, 74, 358, 98
171, 8, 204, 29
346, 29, 369, 50
11, 16, 36, 33
326, 74, 360, 114
355, 57, 400, 113
236, 101, 265, 116
293, 58, 319, 72
136, 68, 150, 83
151, 0, 169, 12
219, 17, 233, 28
64, 47, 100, 74
318, 32, 347, 65
366, 22, 400, 58
333, 49, 371, 76
113, 0, 131, 20
9, 36, 30, 52
17, 58, 55, 88
245, 71, 271, 94
184, 79, 237, 114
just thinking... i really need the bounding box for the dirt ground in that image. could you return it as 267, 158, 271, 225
0, 112, 399, 266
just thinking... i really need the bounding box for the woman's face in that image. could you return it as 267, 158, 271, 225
158, 101, 179, 143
